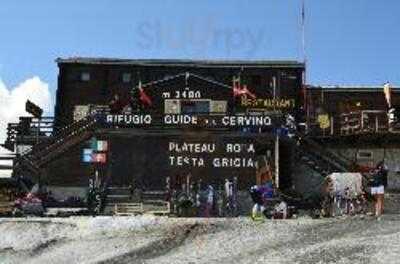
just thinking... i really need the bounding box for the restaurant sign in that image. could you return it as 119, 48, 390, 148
240, 97, 296, 109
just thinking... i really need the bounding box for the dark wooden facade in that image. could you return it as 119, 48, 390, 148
306, 86, 400, 137
55, 58, 305, 128
308, 86, 400, 115
46, 58, 305, 190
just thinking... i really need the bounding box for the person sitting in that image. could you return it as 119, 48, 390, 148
109, 94, 130, 114
272, 200, 288, 219
250, 185, 265, 220
109, 94, 122, 114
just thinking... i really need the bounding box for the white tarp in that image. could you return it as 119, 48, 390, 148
0, 169, 12, 178
0, 146, 14, 178
326, 173, 363, 196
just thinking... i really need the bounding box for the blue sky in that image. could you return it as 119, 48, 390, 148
0, 0, 399, 96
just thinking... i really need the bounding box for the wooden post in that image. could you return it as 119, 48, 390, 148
360, 111, 364, 132
275, 133, 280, 189
186, 173, 190, 195
37, 118, 41, 187
95, 169, 99, 188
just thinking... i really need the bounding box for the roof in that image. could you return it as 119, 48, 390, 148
56, 57, 305, 68
309, 85, 400, 93
139, 72, 232, 89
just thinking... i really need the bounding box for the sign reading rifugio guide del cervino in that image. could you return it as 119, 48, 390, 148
104, 114, 273, 128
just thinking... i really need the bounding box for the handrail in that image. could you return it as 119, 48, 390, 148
307, 109, 390, 137
15, 115, 99, 174
340, 110, 388, 135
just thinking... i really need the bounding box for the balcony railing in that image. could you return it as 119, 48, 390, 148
340, 110, 388, 135
308, 110, 394, 137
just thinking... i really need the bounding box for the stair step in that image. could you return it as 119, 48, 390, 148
142, 191, 166, 194
142, 191, 167, 197
107, 189, 132, 196
108, 186, 131, 190
107, 195, 131, 199
106, 197, 133, 202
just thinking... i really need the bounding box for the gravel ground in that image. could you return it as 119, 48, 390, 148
0, 214, 399, 264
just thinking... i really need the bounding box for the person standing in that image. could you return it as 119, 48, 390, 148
232, 176, 238, 215
371, 161, 386, 217
224, 179, 233, 215
379, 162, 388, 213
224, 179, 232, 199
205, 185, 214, 217
195, 192, 201, 217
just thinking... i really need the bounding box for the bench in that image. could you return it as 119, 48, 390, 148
0, 202, 13, 215
143, 200, 171, 216
114, 203, 144, 216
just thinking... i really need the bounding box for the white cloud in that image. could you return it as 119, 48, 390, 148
0, 77, 52, 159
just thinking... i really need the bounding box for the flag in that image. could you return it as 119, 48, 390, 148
82, 149, 93, 163
138, 80, 152, 106
383, 82, 392, 108
83, 149, 93, 155
233, 76, 242, 97
139, 88, 152, 106
97, 140, 108, 151
89, 137, 97, 150
242, 85, 256, 99
93, 153, 107, 163
232, 76, 256, 99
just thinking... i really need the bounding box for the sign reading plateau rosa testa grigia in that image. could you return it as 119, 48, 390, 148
168, 141, 256, 168
104, 114, 273, 127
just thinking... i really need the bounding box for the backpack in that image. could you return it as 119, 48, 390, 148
382, 170, 388, 187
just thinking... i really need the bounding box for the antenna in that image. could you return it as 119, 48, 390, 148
302, 0, 306, 65
301, 0, 308, 117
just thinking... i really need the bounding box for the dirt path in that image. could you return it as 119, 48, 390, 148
0, 215, 399, 264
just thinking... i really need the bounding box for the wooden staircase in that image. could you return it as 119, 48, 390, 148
0, 189, 13, 215
14, 116, 99, 177
294, 135, 354, 177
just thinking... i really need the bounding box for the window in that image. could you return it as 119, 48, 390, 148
181, 100, 210, 114
81, 72, 90, 82
357, 150, 373, 160
210, 100, 227, 113
122, 73, 132, 83
165, 100, 181, 114
251, 75, 261, 87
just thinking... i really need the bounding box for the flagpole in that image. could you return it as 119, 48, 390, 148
301, 0, 308, 117
302, 0, 306, 65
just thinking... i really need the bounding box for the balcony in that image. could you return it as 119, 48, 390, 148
308, 110, 396, 138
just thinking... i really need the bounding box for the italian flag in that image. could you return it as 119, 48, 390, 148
97, 140, 108, 151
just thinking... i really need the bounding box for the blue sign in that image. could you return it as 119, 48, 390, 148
83, 149, 93, 155
82, 154, 92, 163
